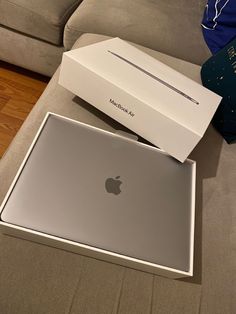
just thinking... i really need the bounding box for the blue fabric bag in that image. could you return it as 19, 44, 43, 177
202, 0, 236, 54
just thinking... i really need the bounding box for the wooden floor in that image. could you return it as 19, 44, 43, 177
0, 61, 49, 158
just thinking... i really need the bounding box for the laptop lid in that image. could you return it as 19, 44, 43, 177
1, 114, 195, 272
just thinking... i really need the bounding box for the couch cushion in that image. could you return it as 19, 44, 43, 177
1, 34, 235, 313
0, 0, 82, 45
0, 25, 65, 76
64, 0, 211, 65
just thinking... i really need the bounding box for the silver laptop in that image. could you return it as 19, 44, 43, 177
0, 113, 195, 272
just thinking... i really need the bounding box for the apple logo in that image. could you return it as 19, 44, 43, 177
105, 176, 122, 195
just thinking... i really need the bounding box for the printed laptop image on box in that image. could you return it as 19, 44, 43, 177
0, 113, 196, 278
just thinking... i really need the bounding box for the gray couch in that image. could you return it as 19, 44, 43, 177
0, 0, 211, 76
1, 1, 236, 314
0, 0, 83, 76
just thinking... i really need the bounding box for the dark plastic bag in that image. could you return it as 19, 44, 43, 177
201, 37, 236, 143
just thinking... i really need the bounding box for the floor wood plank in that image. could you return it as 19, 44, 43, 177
0, 95, 10, 110
0, 131, 12, 157
0, 61, 49, 157
1, 98, 38, 121
0, 112, 22, 136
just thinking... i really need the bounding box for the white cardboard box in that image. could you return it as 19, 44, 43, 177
0, 113, 196, 279
59, 37, 222, 162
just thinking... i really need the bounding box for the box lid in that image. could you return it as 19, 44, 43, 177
61, 38, 222, 161
68, 38, 221, 136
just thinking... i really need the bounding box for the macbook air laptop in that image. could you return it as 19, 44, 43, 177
0, 113, 195, 273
